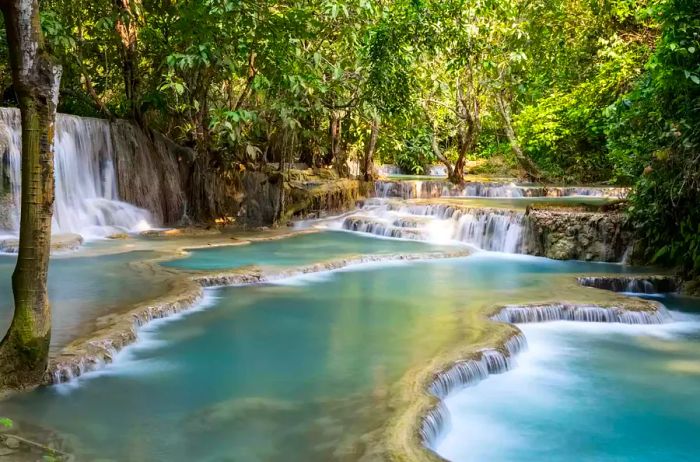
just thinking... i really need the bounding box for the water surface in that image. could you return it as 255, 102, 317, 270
437, 294, 700, 462
163, 230, 453, 271
0, 250, 167, 350
2, 253, 654, 461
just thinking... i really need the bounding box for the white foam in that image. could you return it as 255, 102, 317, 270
52, 291, 221, 392
0, 108, 153, 240
435, 312, 700, 461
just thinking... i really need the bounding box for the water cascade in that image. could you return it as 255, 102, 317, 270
490, 303, 670, 325
423, 300, 672, 455
421, 334, 528, 449
0, 108, 151, 239
375, 180, 526, 199
336, 199, 526, 252
577, 276, 678, 294
374, 180, 628, 200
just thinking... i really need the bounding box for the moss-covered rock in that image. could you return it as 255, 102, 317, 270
523, 207, 632, 262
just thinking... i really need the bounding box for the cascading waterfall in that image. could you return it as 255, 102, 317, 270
421, 301, 670, 452
490, 303, 670, 324
374, 180, 526, 199
374, 180, 628, 200
421, 333, 528, 449
0, 108, 151, 239
338, 200, 526, 252
577, 276, 678, 294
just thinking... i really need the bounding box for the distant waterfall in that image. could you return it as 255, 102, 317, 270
374, 180, 525, 199
374, 180, 628, 200
0, 108, 151, 238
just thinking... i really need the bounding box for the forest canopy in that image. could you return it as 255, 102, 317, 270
0, 0, 698, 275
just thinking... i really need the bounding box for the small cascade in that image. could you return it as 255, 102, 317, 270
373, 180, 629, 200
491, 303, 670, 324
577, 276, 678, 294
420, 403, 451, 448
339, 201, 526, 251
541, 186, 629, 198
0, 107, 151, 239
342, 216, 428, 240
420, 301, 669, 452
374, 180, 526, 199
421, 333, 528, 449
376, 164, 403, 176
428, 165, 448, 177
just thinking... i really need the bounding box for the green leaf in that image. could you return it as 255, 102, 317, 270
0, 418, 12, 429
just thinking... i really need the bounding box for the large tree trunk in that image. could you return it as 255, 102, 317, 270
430, 133, 453, 179
361, 118, 379, 181
495, 90, 541, 182
329, 112, 350, 176
0, 0, 61, 391
114, 0, 141, 123
450, 71, 481, 185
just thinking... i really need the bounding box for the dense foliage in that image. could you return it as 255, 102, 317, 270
608, 0, 700, 277
0, 0, 698, 274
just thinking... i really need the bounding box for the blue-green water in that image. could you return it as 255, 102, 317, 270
436, 294, 700, 462
162, 230, 452, 271
0, 250, 166, 349
0, 250, 667, 461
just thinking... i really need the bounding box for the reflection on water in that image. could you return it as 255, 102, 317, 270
0, 250, 168, 350
1, 254, 640, 461
162, 230, 455, 271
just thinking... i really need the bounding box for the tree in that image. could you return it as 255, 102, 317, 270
0, 0, 60, 390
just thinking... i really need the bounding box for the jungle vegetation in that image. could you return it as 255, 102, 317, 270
0, 1, 698, 283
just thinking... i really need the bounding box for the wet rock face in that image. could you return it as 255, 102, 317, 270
522, 208, 632, 262
578, 276, 679, 293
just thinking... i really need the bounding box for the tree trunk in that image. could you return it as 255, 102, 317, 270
114, 0, 141, 123
361, 118, 379, 181
495, 90, 541, 182
430, 133, 453, 179
329, 112, 350, 176
450, 71, 481, 185
0, 0, 61, 391
450, 154, 466, 184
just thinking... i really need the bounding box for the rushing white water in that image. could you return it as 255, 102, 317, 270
326, 199, 526, 251
375, 180, 526, 199
0, 108, 151, 239
374, 180, 628, 200
422, 334, 528, 449
435, 311, 700, 462
491, 303, 671, 325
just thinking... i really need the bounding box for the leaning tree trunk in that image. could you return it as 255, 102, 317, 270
495, 90, 541, 182
361, 118, 379, 181
430, 133, 453, 179
0, 0, 61, 391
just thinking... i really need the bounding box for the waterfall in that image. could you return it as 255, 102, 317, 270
421, 300, 669, 452
0, 108, 151, 239
491, 303, 670, 324
421, 333, 527, 449
374, 180, 526, 199
373, 180, 628, 200
577, 276, 678, 294
339, 201, 526, 251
